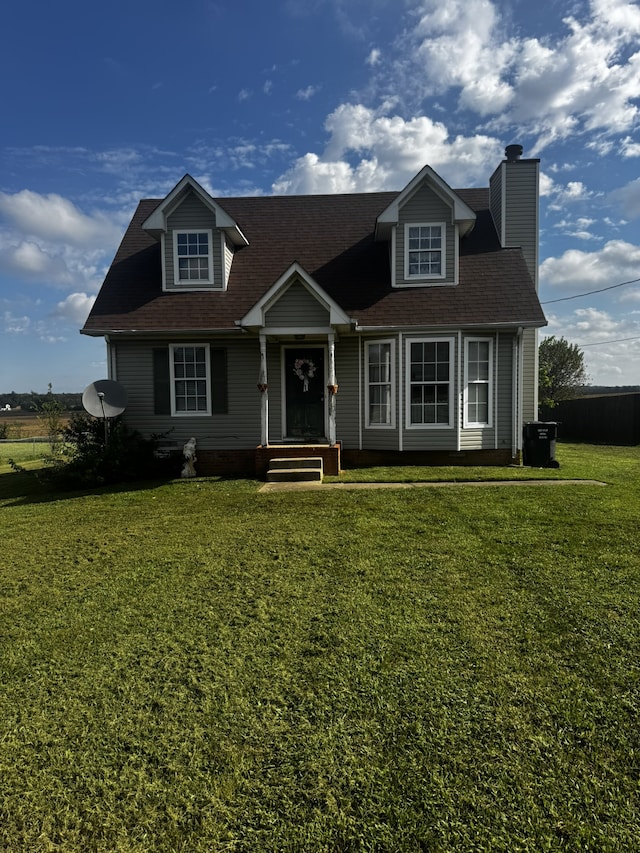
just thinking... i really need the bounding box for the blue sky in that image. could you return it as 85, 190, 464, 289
1, 0, 639, 392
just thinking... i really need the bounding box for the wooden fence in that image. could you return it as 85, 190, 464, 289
540, 393, 640, 445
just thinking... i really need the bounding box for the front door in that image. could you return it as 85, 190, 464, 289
285, 347, 325, 439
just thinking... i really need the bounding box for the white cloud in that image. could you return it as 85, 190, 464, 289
379, 0, 640, 151
3, 310, 30, 335
609, 178, 640, 219
273, 103, 502, 193
543, 304, 640, 384
411, 0, 515, 115
620, 136, 640, 158
274, 0, 640, 197
539, 172, 556, 197
540, 240, 640, 290
0, 240, 74, 285
547, 180, 595, 211
366, 48, 381, 66
295, 84, 321, 101
54, 292, 96, 325
0, 190, 121, 248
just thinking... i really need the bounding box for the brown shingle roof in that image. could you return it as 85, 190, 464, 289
82, 188, 546, 335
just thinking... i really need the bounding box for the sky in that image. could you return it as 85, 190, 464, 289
1, 0, 639, 393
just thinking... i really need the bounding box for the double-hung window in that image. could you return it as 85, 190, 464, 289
464, 338, 493, 427
407, 338, 454, 427
365, 340, 395, 428
153, 345, 227, 416
173, 230, 214, 285
405, 223, 445, 280
170, 344, 211, 415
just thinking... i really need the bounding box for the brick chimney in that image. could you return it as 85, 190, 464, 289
489, 145, 540, 290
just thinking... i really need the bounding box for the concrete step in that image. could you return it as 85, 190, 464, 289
266, 467, 323, 483
268, 457, 323, 471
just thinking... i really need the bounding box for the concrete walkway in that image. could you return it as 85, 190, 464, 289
259, 478, 607, 493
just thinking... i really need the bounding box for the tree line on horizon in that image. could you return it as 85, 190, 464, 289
0, 391, 83, 412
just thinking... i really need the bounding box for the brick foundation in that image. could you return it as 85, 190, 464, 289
162, 444, 519, 479
341, 448, 519, 469
192, 449, 257, 478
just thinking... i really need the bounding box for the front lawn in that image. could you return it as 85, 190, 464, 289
1, 445, 638, 852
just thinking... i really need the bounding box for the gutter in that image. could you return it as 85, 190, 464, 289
353, 320, 546, 333
80, 327, 244, 338
512, 326, 523, 458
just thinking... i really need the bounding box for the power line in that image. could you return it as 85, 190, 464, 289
541, 276, 640, 304
577, 335, 640, 347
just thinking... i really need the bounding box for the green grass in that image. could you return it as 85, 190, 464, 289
0, 439, 51, 468
1, 444, 639, 851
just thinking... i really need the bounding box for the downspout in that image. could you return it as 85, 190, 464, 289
358, 335, 363, 450
105, 335, 114, 380
512, 327, 523, 459
457, 330, 462, 451
518, 327, 525, 455
398, 332, 403, 451
494, 333, 500, 450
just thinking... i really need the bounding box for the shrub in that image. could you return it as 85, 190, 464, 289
49, 413, 162, 487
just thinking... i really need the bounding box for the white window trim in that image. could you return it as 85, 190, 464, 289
169, 343, 211, 417
171, 229, 215, 289
463, 337, 494, 429
404, 222, 446, 282
405, 336, 455, 429
365, 338, 396, 429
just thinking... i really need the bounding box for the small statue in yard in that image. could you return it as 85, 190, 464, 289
181, 437, 197, 478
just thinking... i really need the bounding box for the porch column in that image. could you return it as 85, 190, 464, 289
258, 334, 269, 446
327, 333, 337, 446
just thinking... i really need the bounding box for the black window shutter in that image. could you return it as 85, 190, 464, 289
210, 347, 228, 414
153, 348, 171, 415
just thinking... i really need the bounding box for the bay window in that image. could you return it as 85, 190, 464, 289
407, 338, 454, 427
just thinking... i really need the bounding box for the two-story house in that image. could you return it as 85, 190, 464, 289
81, 144, 546, 476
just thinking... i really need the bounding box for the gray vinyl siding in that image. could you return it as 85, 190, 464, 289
396, 185, 455, 286
165, 191, 223, 289
496, 332, 515, 449
266, 342, 283, 440
502, 160, 539, 287
521, 327, 538, 423
265, 282, 330, 327
489, 160, 539, 287
113, 337, 260, 449
334, 336, 360, 449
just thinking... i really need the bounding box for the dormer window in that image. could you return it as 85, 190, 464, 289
173, 230, 214, 286
405, 223, 445, 279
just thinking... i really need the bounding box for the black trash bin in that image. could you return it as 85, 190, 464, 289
522, 421, 559, 468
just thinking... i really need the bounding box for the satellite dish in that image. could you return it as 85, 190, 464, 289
82, 380, 128, 419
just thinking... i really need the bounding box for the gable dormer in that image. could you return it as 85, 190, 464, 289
142, 174, 248, 292
375, 165, 476, 288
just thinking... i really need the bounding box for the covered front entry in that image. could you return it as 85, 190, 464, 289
284, 346, 326, 440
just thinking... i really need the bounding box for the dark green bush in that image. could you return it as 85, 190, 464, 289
50, 413, 163, 487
